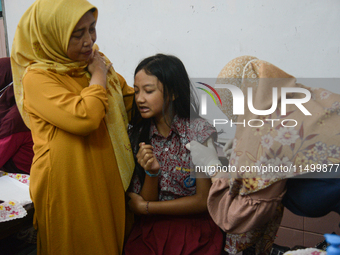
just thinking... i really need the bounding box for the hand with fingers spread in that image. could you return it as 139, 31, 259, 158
137, 142, 160, 174
88, 49, 112, 88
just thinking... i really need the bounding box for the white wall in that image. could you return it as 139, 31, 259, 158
4, 0, 340, 83
3, 0, 340, 140
0, 18, 6, 57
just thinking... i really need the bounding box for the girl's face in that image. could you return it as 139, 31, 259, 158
67, 11, 96, 62
134, 69, 165, 122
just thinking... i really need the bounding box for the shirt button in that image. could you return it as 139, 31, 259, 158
164, 148, 169, 151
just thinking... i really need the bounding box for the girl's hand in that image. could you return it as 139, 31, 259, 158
137, 143, 160, 173
88, 50, 112, 88
127, 192, 148, 215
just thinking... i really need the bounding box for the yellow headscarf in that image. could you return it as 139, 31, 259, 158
11, 0, 134, 191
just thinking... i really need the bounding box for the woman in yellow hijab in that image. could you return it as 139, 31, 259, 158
11, 0, 135, 254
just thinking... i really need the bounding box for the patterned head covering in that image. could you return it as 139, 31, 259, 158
215, 55, 259, 122
11, 0, 134, 190
210, 56, 340, 254
216, 55, 340, 194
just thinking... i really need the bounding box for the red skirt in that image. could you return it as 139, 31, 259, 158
124, 213, 223, 255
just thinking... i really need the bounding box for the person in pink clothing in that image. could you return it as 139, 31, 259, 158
0, 57, 33, 174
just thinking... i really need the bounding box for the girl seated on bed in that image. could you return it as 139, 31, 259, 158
124, 54, 223, 255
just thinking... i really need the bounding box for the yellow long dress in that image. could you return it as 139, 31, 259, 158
23, 68, 134, 254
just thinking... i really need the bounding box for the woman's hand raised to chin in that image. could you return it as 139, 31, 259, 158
88, 49, 112, 89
